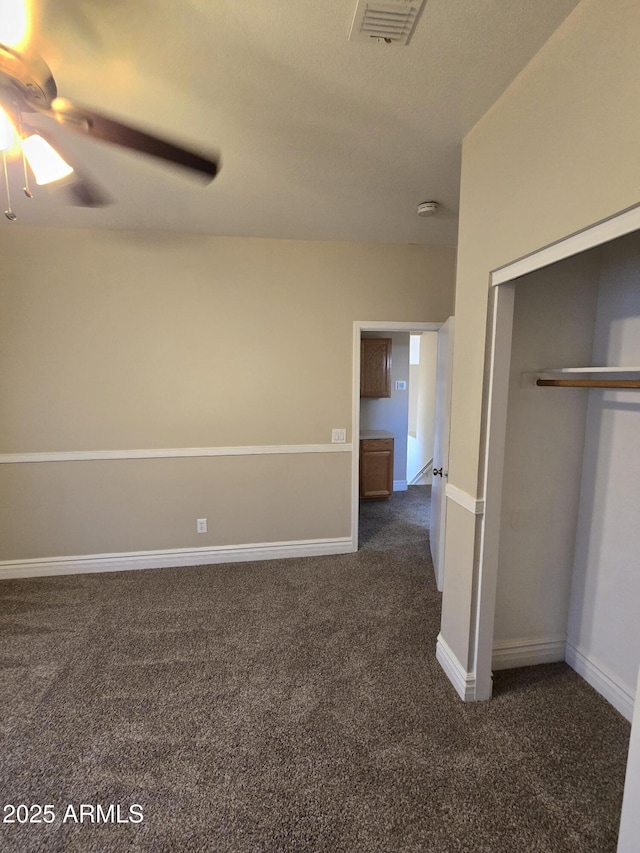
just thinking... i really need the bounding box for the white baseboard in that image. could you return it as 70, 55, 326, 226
565, 640, 634, 722
436, 633, 477, 701
393, 480, 408, 492
0, 537, 355, 581
492, 635, 566, 671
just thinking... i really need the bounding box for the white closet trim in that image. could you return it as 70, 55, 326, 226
491, 203, 640, 286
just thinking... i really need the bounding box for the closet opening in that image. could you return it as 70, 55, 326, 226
475, 206, 640, 716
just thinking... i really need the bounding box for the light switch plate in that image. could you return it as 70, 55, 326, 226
332, 428, 346, 443
395, 380, 407, 391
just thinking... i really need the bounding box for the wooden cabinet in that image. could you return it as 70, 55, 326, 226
359, 437, 394, 500
360, 338, 392, 398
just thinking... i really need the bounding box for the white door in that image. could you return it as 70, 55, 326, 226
429, 317, 454, 591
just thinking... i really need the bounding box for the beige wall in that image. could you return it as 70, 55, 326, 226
440, 0, 640, 669
0, 228, 454, 560
0, 454, 353, 558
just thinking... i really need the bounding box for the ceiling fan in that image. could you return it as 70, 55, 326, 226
0, 0, 220, 218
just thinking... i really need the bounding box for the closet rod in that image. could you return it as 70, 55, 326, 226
536, 379, 640, 388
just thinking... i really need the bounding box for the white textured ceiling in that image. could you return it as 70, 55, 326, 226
5, 0, 582, 244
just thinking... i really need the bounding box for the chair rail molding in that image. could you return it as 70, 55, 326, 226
445, 483, 485, 515
0, 443, 353, 464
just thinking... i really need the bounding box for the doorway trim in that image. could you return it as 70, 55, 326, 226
474, 202, 640, 700
351, 321, 442, 548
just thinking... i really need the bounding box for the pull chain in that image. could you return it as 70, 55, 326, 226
3, 151, 16, 220
16, 104, 33, 198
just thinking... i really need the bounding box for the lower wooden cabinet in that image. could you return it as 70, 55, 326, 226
359, 438, 394, 500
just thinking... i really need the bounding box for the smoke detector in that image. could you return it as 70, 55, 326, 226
348, 0, 428, 46
417, 201, 439, 217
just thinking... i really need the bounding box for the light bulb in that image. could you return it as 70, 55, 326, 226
0, 0, 30, 50
22, 134, 74, 185
0, 106, 15, 152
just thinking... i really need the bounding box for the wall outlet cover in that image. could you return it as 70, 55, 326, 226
395, 380, 407, 390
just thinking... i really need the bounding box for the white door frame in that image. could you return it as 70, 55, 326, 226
352, 321, 442, 548
474, 203, 640, 700
430, 317, 455, 592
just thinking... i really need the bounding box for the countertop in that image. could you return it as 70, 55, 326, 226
359, 430, 395, 440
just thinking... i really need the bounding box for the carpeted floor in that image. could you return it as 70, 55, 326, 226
358, 484, 431, 550
0, 486, 630, 852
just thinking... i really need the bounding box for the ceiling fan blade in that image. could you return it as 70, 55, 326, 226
50, 98, 220, 182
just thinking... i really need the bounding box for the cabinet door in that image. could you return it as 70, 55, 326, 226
360, 338, 392, 398
360, 439, 394, 499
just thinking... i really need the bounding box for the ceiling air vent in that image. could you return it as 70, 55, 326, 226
348, 0, 427, 46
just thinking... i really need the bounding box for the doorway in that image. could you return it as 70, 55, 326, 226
351, 321, 443, 561
407, 331, 437, 488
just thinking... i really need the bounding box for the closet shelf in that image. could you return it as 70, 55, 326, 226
536, 366, 640, 389
538, 366, 640, 374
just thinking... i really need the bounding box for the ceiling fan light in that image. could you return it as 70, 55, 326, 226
22, 134, 74, 185
0, 106, 15, 152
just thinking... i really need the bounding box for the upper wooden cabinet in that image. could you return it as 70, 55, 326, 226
360, 337, 392, 398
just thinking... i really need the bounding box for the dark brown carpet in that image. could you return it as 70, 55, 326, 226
358, 484, 431, 550
0, 487, 630, 852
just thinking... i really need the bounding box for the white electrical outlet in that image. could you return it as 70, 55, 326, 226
332, 428, 346, 443
196, 518, 208, 534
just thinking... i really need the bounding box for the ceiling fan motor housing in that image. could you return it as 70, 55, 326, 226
0, 43, 57, 108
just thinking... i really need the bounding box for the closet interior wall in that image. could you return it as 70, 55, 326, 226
567, 232, 640, 708
493, 234, 640, 719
